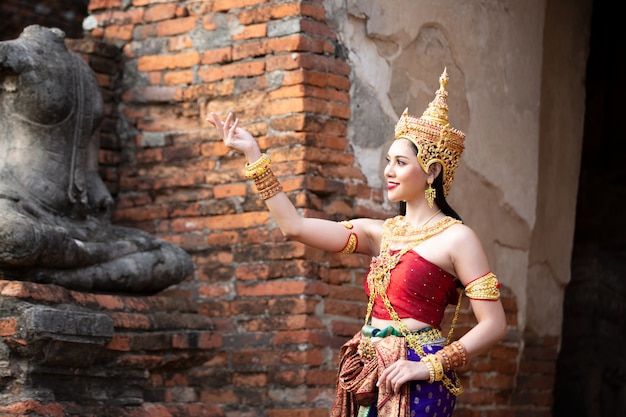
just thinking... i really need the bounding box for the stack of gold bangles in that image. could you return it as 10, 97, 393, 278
421, 340, 468, 383
244, 153, 283, 200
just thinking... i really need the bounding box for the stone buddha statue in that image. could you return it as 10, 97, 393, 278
0, 25, 193, 293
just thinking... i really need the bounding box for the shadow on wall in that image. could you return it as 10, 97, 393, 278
553, 1, 626, 416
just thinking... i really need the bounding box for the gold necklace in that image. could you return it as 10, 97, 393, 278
421, 209, 442, 226
384, 210, 444, 243
366, 215, 459, 308
421, 209, 441, 229
362, 213, 464, 396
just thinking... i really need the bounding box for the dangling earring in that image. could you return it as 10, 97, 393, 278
425, 180, 436, 208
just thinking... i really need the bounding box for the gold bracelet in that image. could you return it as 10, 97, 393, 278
422, 358, 435, 383
253, 171, 277, 190
245, 153, 271, 179
253, 169, 279, 190
258, 181, 283, 200
246, 158, 283, 200
442, 340, 469, 369
424, 354, 444, 381
452, 341, 468, 367
433, 357, 444, 381
438, 349, 452, 372
255, 170, 283, 200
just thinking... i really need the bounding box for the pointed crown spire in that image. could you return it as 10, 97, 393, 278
394, 67, 465, 196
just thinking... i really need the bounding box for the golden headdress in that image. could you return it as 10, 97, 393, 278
394, 68, 465, 196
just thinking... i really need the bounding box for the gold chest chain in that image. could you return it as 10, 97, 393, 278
363, 215, 464, 395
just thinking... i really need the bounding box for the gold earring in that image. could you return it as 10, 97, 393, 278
425, 180, 436, 208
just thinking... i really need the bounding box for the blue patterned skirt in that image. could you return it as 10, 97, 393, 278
360, 344, 457, 417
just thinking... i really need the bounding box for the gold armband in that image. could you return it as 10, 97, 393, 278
465, 272, 501, 300
335, 220, 358, 254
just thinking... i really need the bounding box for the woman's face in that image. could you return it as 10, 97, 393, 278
384, 139, 427, 203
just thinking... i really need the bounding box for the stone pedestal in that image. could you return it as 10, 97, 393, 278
0, 280, 224, 417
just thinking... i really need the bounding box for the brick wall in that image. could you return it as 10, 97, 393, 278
0, 0, 547, 416
84, 0, 387, 414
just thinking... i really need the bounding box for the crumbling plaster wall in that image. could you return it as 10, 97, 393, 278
529, 0, 592, 339
323, 0, 587, 337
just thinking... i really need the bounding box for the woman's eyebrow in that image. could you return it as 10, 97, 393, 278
387, 154, 411, 161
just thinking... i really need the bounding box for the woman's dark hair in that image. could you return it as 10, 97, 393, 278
399, 142, 462, 221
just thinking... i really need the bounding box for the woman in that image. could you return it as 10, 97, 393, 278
208, 68, 507, 417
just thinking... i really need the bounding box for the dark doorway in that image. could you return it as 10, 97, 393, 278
0, 0, 88, 41
553, 1, 626, 416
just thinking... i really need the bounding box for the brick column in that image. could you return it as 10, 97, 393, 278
82, 0, 387, 415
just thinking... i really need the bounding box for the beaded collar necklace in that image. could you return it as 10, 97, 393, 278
383, 210, 444, 246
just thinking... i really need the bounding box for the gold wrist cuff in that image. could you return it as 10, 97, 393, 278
245, 153, 271, 179
422, 358, 436, 383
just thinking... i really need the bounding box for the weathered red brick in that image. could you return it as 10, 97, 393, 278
89, 0, 122, 11
144, 3, 177, 22
103, 24, 134, 41
213, 0, 267, 13
232, 23, 267, 41
164, 69, 193, 85
0, 318, 18, 336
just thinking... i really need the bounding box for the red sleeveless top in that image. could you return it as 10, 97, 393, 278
364, 250, 460, 329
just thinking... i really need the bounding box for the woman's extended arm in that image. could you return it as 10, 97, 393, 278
208, 112, 381, 255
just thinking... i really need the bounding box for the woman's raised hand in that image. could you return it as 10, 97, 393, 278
207, 112, 261, 161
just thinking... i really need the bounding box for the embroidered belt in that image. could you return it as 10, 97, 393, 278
358, 324, 444, 360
